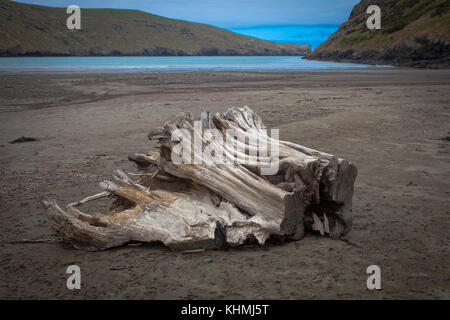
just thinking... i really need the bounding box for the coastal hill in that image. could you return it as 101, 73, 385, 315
0, 0, 310, 57
308, 0, 449, 67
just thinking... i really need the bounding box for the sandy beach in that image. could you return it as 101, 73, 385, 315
0, 69, 449, 299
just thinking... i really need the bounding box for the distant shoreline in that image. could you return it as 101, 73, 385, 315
0, 53, 308, 58
0, 54, 305, 58
303, 56, 449, 69
0, 68, 386, 75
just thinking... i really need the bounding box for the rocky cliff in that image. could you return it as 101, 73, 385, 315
308, 0, 449, 68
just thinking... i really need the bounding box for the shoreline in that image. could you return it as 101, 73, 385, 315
0, 66, 389, 74
0, 56, 394, 74
303, 55, 450, 69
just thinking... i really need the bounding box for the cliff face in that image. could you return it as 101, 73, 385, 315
0, 0, 310, 57
308, 0, 449, 68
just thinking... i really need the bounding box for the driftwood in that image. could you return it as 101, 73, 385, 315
42, 106, 357, 251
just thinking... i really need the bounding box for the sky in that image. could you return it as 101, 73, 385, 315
229, 25, 341, 50
13, 0, 360, 48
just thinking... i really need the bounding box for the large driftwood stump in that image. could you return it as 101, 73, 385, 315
42, 106, 357, 251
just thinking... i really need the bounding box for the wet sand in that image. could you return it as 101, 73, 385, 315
0, 69, 449, 299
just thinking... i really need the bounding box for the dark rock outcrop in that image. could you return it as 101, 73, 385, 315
307, 0, 449, 68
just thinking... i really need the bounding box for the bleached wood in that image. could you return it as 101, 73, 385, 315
68, 191, 110, 207
209, 106, 357, 237
42, 106, 357, 250
42, 176, 272, 251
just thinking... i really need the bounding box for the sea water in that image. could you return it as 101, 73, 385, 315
0, 56, 390, 72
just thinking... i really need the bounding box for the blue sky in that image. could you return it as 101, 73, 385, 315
229, 25, 341, 49
14, 0, 359, 48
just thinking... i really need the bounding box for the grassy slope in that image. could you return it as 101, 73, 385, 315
0, 0, 310, 56
309, 0, 450, 67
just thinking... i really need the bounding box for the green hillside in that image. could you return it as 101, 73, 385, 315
0, 0, 310, 56
308, 0, 450, 67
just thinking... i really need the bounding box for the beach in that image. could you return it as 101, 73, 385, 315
0, 69, 449, 299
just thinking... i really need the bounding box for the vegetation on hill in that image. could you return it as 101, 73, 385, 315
0, 0, 310, 57
308, 0, 450, 67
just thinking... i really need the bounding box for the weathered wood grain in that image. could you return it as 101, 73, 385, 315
42, 106, 357, 250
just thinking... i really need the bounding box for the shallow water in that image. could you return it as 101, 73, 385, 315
0, 56, 391, 72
